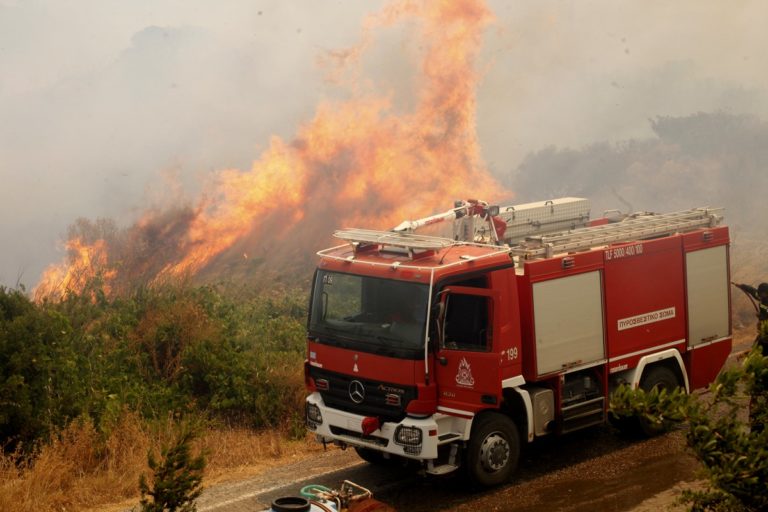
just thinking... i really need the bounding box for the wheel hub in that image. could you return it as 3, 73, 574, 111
479, 432, 510, 472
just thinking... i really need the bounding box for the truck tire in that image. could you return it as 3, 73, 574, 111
638, 365, 680, 436
466, 412, 520, 487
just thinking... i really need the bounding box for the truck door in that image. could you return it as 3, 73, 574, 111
435, 286, 501, 414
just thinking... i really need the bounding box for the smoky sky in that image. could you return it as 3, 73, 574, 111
1, 0, 767, 287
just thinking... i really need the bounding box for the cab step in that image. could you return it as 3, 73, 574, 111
425, 462, 460, 476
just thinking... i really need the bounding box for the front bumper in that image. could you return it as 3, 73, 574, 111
306, 392, 443, 460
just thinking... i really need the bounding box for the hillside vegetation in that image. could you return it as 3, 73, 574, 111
1, 283, 308, 447
0, 282, 313, 511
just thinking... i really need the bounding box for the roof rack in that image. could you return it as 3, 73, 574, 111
510, 207, 724, 260
334, 229, 456, 258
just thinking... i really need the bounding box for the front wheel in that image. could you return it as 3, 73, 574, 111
466, 412, 520, 487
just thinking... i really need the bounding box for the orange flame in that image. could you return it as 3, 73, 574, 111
34, 238, 115, 301
35, 0, 508, 299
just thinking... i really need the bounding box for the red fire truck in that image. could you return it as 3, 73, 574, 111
304, 198, 731, 486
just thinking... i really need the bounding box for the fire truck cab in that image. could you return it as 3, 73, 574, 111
305, 199, 731, 486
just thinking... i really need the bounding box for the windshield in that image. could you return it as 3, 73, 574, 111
308, 270, 430, 355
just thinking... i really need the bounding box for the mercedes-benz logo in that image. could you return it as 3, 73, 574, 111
348, 380, 365, 404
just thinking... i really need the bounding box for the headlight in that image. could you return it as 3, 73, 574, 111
306, 403, 323, 429
394, 425, 422, 455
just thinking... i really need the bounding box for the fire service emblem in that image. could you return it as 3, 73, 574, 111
455, 357, 475, 387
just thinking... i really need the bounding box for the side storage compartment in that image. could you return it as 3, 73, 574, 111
684, 238, 732, 389
685, 245, 730, 348
532, 271, 605, 375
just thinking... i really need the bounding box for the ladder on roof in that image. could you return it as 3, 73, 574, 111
510, 207, 724, 260
334, 228, 456, 258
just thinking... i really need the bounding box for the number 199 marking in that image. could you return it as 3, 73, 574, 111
503, 347, 519, 361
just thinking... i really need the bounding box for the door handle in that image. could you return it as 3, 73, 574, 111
439, 356, 448, 366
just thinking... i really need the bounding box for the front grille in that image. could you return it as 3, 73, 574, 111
310, 367, 416, 422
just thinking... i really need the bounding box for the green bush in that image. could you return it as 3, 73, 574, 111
0, 287, 84, 446
0, 282, 309, 449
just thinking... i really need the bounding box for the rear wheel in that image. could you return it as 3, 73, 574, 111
638, 365, 680, 436
466, 412, 520, 487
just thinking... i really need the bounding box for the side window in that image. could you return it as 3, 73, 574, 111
443, 293, 490, 351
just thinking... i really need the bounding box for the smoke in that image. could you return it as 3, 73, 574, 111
478, 1, 768, 172
1, 0, 767, 288
511, 112, 768, 220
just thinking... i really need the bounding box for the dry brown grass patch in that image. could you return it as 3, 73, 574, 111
0, 411, 323, 512
0, 411, 151, 512
200, 427, 323, 484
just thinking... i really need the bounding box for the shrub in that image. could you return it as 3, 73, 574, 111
0, 283, 310, 449
139, 421, 205, 512
0, 287, 84, 446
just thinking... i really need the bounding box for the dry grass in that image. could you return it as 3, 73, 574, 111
0, 411, 323, 512
0, 412, 150, 512
200, 425, 323, 484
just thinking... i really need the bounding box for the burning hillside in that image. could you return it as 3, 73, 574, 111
35, 0, 507, 301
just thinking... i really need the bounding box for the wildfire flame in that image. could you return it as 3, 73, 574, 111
35, 0, 508, 300
34, 238, 116, 301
